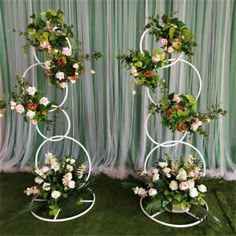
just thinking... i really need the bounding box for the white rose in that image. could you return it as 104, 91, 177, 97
39, 97, 49, 106
166, 173, 171, 178
15, 104, 25, 114
130, 66, 137, 75
163, 167, 171, 174
66, 164, 73, 172
51, 190, 61, 199
133, 187, 139, 194
35, 168, 44, 177
187, 179, 195, 189
179, 181, 189, 190
10, 101, 17, 110
152, 55, 160, 63
158, 162, 168, 168
42, 182, 51, 191
137, 188, 147, 197
189, 187, 198, 198
56, 71, 65, 80
27, 86, 37, 96
169, 180, 178, 191
176, 168, 187, 181
73, 63, 79, 69
197, 184, 207, 193
45, 60, 51, 69
70, 159, 76, 164
45, 152, 55, 164
51, 163, 60, 172
62, 47, 72, 56
41, 166, 50, 173
34, 177, 44, 184
59, 82, 68, 88
148, 188, 157, 196
26, 110, 35, 119
152, 173, 160, 182
68, 180, 75, 189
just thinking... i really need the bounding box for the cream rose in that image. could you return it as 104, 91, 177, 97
169, 180, 178, 191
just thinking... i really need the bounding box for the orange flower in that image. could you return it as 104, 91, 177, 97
167, 108, 173, 117
177, 124, 187, 132
27, 103, 37, 111
146, 71, 153, 78
57, 58, 66, 66
177, 105, 185, 111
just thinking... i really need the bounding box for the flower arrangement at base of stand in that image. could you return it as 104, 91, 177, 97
118, 13, 197, 90
130, 154, 207, 214
9, 76, 56, 125
149, 92, 227, 137
24, 152, 88, 218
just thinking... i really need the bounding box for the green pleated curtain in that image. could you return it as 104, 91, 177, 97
0, 0, 235, 179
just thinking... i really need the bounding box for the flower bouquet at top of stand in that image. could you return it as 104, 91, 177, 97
126, 154, 208, 215
21, 9, 73, 54
18, 9, 102, 89
149, 92, 227, 137
118, 13, 197, 90
24, 152, 89, 218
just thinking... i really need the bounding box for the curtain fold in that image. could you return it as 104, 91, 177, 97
0, 0, 235, 179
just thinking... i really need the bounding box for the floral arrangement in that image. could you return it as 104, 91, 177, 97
131, 154, 207, 214
0, 9, 102, 123
44, 49, 101, 89
119, 14, 197, 90
144, 14, 197, 57
21, 9, 73, 53
9, 76, 55, 125
20, 9, 102, 89
149, 92, 227, 137
24, 152, 88, 218
119, 49, 168, 90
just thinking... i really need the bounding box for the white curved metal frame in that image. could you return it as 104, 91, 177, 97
31, 188, 95, 223
139, 28, 207, 228
23, 38, 95, 222
140, 198, 208, 228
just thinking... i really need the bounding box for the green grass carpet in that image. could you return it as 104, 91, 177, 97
0, 173, 235, 235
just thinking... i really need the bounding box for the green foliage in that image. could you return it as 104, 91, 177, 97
118, 49, 168, 90
24, 153, 89, 218
148, 92, 227, 137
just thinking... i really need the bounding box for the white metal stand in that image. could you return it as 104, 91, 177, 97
23, 39, 95, 222
139, 28, 208, 228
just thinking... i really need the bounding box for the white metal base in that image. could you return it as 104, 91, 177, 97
140, 197, 208, 228
31, 188, 95, 223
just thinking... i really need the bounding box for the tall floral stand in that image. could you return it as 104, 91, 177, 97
23, 41, 95, 223
139, 29, 208, 228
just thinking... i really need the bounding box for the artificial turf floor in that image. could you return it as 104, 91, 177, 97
0, 173, 235, 235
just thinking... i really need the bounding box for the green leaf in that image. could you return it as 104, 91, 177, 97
169, 27, 175, 38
